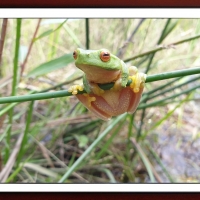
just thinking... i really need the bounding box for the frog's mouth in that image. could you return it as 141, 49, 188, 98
77, 64, 120, 84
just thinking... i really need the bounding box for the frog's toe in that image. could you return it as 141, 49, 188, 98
68, 85, 84, 95
129, 72, 146, 93
127, 72, 146, 113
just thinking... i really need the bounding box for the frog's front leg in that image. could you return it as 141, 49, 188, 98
76, 93, 112, 121
83, 74, 104, 96
112, 61, 129, 91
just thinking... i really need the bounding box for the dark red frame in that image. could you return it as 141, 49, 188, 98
0, 192, 199, 199
0, 0, 200, 7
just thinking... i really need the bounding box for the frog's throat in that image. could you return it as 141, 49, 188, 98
76, 64, 121, 84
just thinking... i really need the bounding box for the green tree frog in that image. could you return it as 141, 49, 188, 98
68, 48, 146, 121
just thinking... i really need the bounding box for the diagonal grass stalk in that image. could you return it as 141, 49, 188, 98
95, 117, 127, 160
124, 33, 200, 62
64, 24, 84, 49
117, 19, 145, 58
131, 138, 155, 182
20, 19, 41, 76
58, 113, 126, 183
144, 141, 175, 183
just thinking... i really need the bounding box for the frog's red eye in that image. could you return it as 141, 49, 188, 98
73, 50, 78, 60
100, 51, 110, 62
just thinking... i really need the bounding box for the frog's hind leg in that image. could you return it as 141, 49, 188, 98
127, 87, 144, 114
76, 94, 112, 121
117, 87, 133, 115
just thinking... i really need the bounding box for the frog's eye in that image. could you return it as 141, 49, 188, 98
73, 50, 78, 60
100, 51, 110, 62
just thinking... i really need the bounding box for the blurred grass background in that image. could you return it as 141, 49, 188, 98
0, 18, 200, 183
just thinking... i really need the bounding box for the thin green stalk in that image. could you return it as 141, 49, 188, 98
138, 84, 199, 109
124, 46, 166, 62
5, 154, 32, 183
136, 19, 176, 141
16, 101, 34, 167
58, 114, 126, 183
135, 55, 150, 68
0, 125, 10, 142
12, 19, 21, 97
138, 20, 170, 140
157, 19, 171, 45
124, 33, 200, 62
137, 19, 172, 140
145, 77, 182, 96
155, 97, 200, 107
137, 74, 200, 136
0, 104, 17, 117
5, 19, 21, 161
136, 109, 146, 141
157, 19, 178, 46
0, 67, 199, 105
126, 114, 135, 157
145, 17, 167, 73
0, 76, 82, 118
85, 18, 89, 49
137, 53, 154, 139
146, 67, 200, 83
149, 75, 200, 99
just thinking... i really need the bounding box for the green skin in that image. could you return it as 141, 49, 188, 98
74, 48, 129, 94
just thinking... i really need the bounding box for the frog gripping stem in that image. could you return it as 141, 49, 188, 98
70, 66, 146, 121
70, 48, 146, 120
